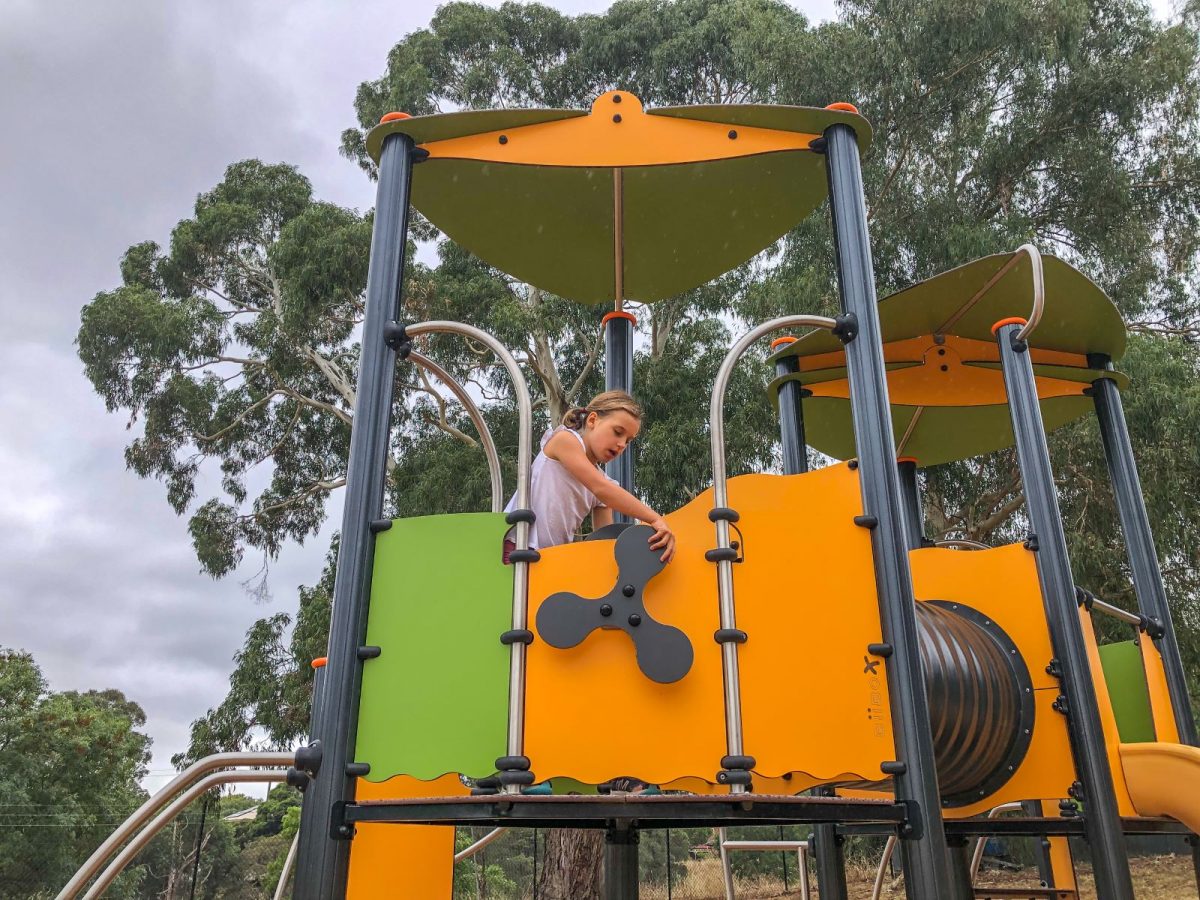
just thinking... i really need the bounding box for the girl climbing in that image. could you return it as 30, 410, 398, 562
504, 390, 676, 562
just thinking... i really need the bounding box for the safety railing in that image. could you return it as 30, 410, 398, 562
717, 828, 810, 900
709, 315, 837, 793
58, 751, 292, 899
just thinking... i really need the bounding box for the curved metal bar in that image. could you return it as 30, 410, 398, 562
969, 802, 1024, 883
870, 834, 898, 900
59, 751, 293, 900
454, 826, 508, 862
405, 321, 534, 790
934, 538, 992, 551
1012, 244, 1045, 343
407, 350, 504, 512
710, 315, 837, 794
85, 769, 289, 899
273, 832, 299, 900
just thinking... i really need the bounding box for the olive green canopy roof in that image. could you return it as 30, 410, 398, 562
366, 92, 871, 305
767, 252, 1128, 467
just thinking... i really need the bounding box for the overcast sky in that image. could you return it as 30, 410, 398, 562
0, 0, 1179, 799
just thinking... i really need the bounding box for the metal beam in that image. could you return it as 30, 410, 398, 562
293, 131, 417, 899
822, 121, 958, 900
994, 323, 1134, 900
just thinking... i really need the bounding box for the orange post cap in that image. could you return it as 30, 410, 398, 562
770, 336, 798, 350
825, 102, 859, 114
380, 111, 412, 123
990, 316, 1028, 335
311, 657, 328, 669
601, 311, 638, 327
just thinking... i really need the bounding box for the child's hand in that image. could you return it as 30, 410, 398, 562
647, 518, 675, 563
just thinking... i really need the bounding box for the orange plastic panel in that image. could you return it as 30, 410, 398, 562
1136, 629, 1181, 743
425, 91, 816, 168
1080, 609, 1138, 815
796, 334, 1088, 374
525, 481, 728, 784
736, 464, 892, 781
346, 774, 467, 900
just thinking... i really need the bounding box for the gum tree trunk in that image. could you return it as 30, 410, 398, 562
537, 828, 604, 899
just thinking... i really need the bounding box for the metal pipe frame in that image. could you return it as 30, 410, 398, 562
405, 321, 534, 787
85, 769, 289, 899
455, 827, 508, 862
710, 314, 836, 795
718, 828, 811, 900
292, 130, 418, 897
604, 312, 636, 519
823, 121, 958, 899
774, 354, 809, 474
407, 350, 504, 512
937, 244, 1044, 342
58, 751, 293, 899
934, 539, 991, 551
274, 833, 299, 900
968, 802, 1023, 881
1090, 368, 1197, 745
995, 321, 1135, 900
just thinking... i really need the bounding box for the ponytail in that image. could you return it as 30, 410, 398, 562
561, 390, 644, 431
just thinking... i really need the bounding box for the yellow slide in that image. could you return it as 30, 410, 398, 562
1119, 742, 1200, 833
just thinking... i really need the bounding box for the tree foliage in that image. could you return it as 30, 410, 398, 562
80, 0, 1200, 807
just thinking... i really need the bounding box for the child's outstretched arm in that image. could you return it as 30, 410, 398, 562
545, 432, 676, 562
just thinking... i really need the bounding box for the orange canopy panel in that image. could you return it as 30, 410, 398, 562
524, 462, 893, 786
365, 92, 871, 304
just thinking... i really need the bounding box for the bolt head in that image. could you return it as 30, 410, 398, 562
600, 603, 613, 617
622, 584, 636, 597
628, 614, 642, 626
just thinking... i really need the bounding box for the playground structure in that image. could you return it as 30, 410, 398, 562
60, 92, 1200, 899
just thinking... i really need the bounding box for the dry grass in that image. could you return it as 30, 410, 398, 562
639, 855, 1198, 899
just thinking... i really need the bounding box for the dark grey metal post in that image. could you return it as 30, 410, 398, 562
1090, 365, 1197, 746
823, 121, 958, 900
774, 348, 809, 474
293, 132, 417, 900
604, 825, 639, 900
994, 323, 1134, 900
604, 312, 636, 522
810, 790, 849, 900
897, 459, 924, 550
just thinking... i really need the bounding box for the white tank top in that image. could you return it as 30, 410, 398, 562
504, 426, 619, 549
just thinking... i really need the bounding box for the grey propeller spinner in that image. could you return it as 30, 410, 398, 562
535, 524, 693, 684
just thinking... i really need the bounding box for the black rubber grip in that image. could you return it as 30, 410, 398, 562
505, 508, 536, 525
705, 547, 738, 563
880, 760, 907, 776
708, 507, 740, 523
497, 770, 536, 785
714, 628, 748, 644
369, 518, 393, 533
508, 548, 541, 564
500, 629, 534, 645
345, 762, 371, 777
495, 755, 531, 771
721, 755, 756, 770
357, 645, 382, 660
717, 770, 753, 786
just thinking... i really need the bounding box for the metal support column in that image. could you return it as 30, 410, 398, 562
773, 339, 809, 474
1090, 364, 1197, 746
605, 824, 639, 900
293, 131, 418, 900
896, 459, 924, 550
604, 311, 636, 519
811, 787, 849, 900
822, 121, 958, 900
994, 322, 1134, 900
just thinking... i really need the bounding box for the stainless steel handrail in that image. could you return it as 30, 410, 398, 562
58, 751, 293, 900
273, 832, 299, 900
871, 834, 898, 900
84, 769, 289, 898
408, 350, 504, 513
969, 802, 1023, 882
710, 315, 837, 794
934, 538, 992, 550
454, 827, 508, 862
718, 827, 810, 900
936, 244, 1044, 343
405, 322, 534, 792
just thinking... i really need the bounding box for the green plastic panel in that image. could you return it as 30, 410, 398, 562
355, 513, 512, 780
1098, 641, 1157, 744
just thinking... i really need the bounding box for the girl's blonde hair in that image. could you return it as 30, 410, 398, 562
561, 390, 643, 430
